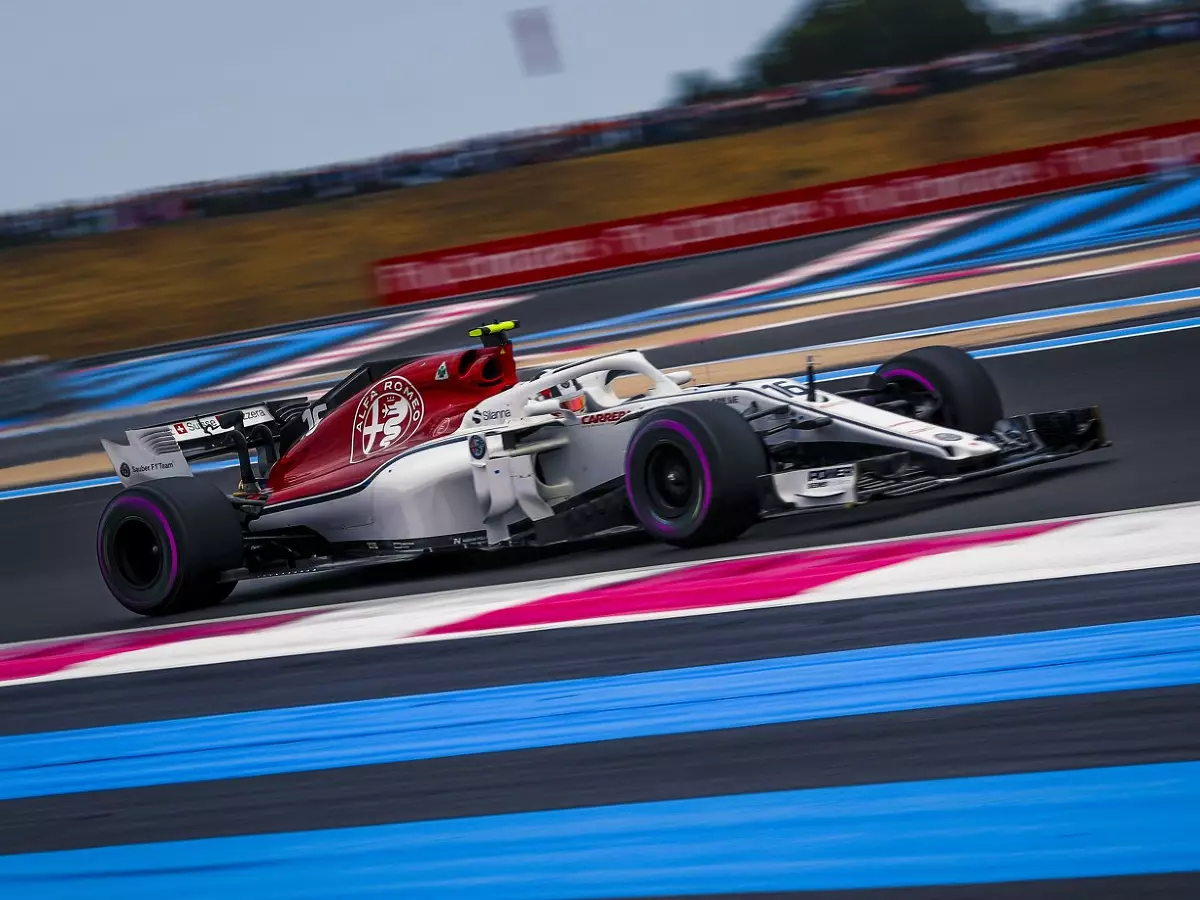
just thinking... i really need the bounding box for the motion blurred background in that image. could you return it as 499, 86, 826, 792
4, 5, 1200, 892
0, 0, 1197, 392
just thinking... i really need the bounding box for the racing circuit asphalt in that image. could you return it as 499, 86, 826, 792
0, 223, 900, 467
4, 221, 1200, 898
4, 558, 1199, 899
4, 265, 1200, 643
6, 197, 1200, 468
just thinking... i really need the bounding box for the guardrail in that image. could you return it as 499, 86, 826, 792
372, 119, 1200, 307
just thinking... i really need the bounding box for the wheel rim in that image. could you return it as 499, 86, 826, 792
645, 444, 697, 519
884, 373, 945, 424
111, 517, 164, 589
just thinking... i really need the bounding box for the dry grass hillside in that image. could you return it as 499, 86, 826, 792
3, 43, 1199, 360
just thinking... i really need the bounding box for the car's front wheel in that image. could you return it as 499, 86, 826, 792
624, 401, 766, 548
97, 477, 244, 616
871, 345, 1003, 436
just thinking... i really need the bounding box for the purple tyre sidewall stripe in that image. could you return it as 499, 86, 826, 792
879, 367, 937, 394
97, 495, 180, 591
625, 419, 714, 535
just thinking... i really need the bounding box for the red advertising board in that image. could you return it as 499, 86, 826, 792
374, 120, 1200, 305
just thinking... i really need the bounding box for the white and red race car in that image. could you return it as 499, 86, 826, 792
97, 321, 1107, 615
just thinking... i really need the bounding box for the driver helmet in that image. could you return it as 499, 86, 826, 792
537, 375, 587, 412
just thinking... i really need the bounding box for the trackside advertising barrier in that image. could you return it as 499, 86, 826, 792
373, 119, 1200, 305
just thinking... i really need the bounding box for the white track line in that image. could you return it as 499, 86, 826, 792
664, 210, 994, 313
5, 500, 1200, 688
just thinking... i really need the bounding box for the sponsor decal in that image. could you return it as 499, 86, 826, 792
127, 461, 175, 476
935, 432, 963, 442
435, 361, 450, 381
581, 410, 629, 426
470, 407, 512, 425
432, 417, 457, 437
469, 434, 487, 459
803, 464, 855, 498
892, 420, 938, 435
171, 420, 202, 436
352, 376, 425, 462
171, 407, 273, 440
807, 465, 854, 484
699, 393, 742, 406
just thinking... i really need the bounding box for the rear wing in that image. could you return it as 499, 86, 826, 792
101, 426, 192, 487
168, 404, 276, 444
101, 397, 311, 488
165, 397, 311, 453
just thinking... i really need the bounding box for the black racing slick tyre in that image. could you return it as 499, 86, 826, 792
871, 345, 1003, 436
97, 477, 244, 616
624, 401, 766, 548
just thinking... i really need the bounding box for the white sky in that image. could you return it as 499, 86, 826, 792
0, 0, 1152, 212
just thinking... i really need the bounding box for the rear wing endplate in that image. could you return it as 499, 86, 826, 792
102, 426, 192, 487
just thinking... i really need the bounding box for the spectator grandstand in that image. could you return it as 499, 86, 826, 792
0, 8, 1195, 251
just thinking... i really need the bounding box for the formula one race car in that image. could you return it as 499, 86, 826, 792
97, 321, 1108, 615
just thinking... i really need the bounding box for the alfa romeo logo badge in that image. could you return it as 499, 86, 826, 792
352, 376, 425, 461
469, 434, 487, 460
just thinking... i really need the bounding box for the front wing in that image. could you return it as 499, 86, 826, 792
770, 406, 1108, 510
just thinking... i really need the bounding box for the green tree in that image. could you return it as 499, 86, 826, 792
1061, 0, 1123, 27
1058, 0, 1190, 29
755, 0, 993, 85
670, 69, 731, 105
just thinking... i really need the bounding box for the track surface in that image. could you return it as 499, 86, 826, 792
4, 565, 1200, 897
0, 224, 888, 466
3, 319, 1199, 644
3, 206, 1200, 896
7, 174, 1200, 466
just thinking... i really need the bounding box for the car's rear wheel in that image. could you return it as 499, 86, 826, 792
624, 401, 766, 548
871, 345, 1002, 436
97, 477, 244, 616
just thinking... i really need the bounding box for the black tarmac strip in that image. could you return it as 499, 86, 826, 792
3, 685, 1197, 854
